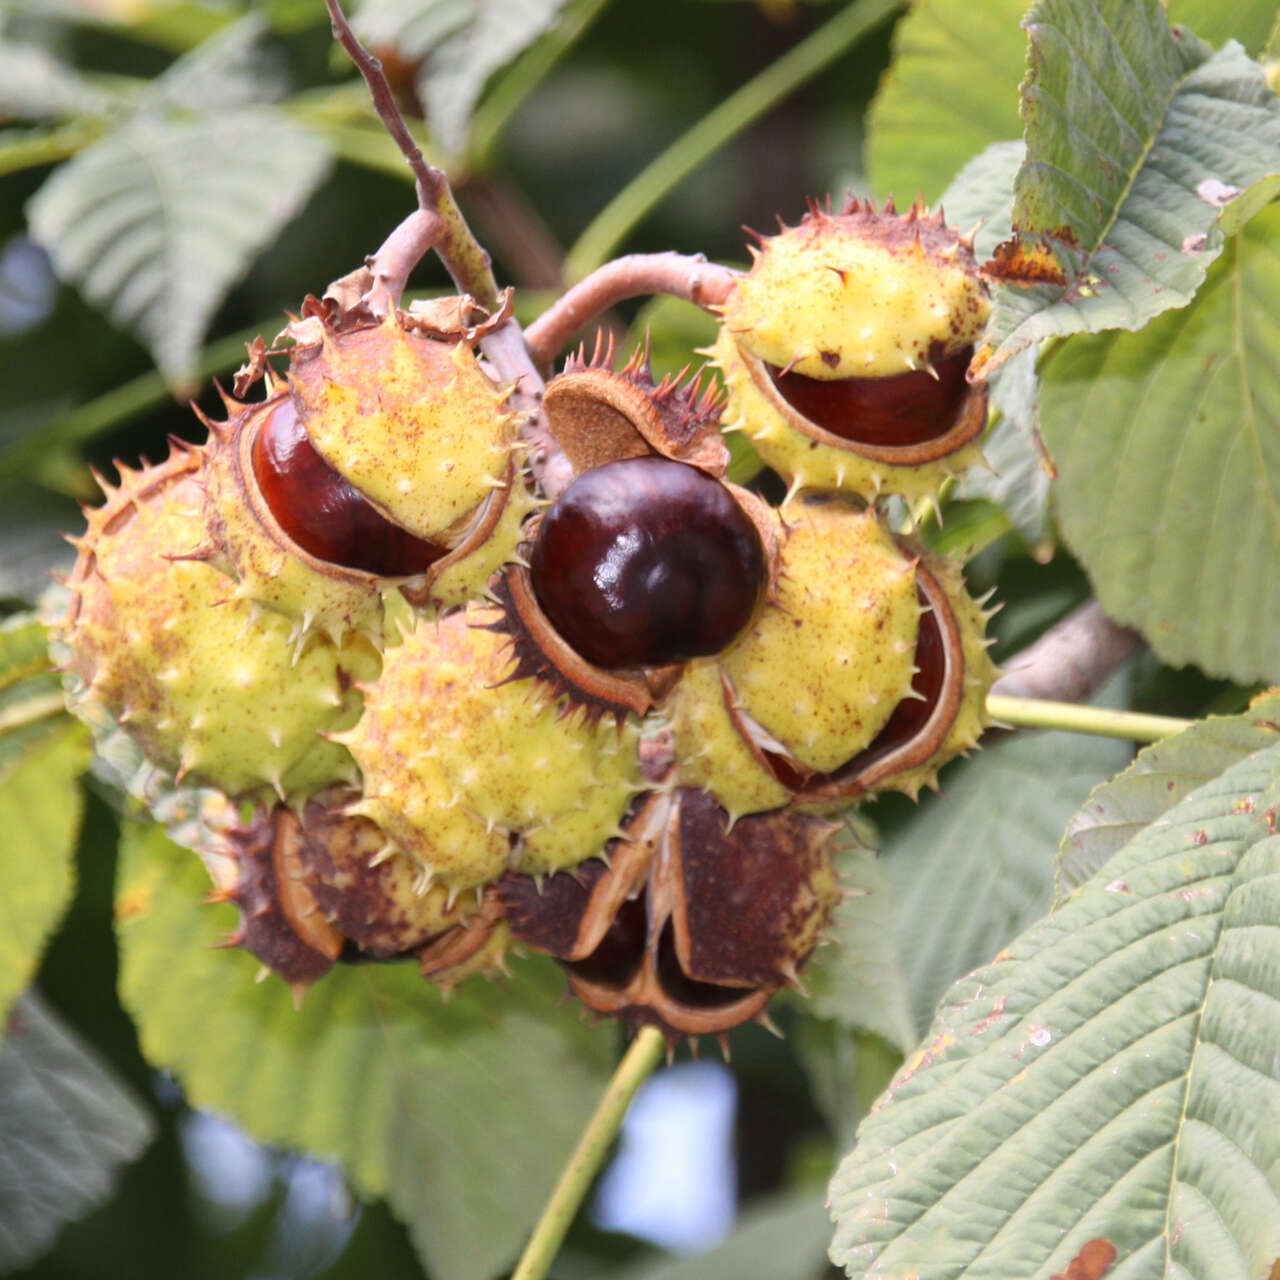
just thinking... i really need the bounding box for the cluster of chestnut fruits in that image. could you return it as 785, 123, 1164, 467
54, 196, 996, 1043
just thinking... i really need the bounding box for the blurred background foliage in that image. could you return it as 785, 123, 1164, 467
1, 0, 1275, 1276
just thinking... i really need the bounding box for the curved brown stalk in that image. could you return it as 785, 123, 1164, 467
524, 253, 740, 366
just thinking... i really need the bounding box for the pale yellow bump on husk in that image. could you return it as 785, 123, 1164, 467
723, 215, 990, 380
665, 658, 792, 820
719, 497, 919, 774
295, 317, 516, 542
340, 606, 641, 892
63, 466, 378, 801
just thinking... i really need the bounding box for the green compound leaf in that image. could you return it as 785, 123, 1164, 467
0, 611, 58, 699
353, 0, 569, 159
1217, 170, 1280, 236
865, 0, 1274, 216
418, 0, 568, 160
610, 1188, 832, 1280
1058, 693, 1280, 899
1169, 0, 1280, 56
0, 991, 155, 1273
147, 14, 285, 111
829, 735, 1280, 1278
962, 345, 1053, 549
865, 0, 1030, 207
973, 0, 1280, 377
938, 139, 1023, 264
0, 40, 114, 121
806, 835, 916, 1057
116, 823, 613, 1280
0, 615, 89, 1042
882, 719, 1130, 1037
938, 142, 1054, 546
1040, 203, 1280, 684
27, 108, 331, 389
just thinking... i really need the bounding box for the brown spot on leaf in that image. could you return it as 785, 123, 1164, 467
886, 1031, 956, 1099
983, 232, 1071, 287
1050, 1238, 1117, 1280
968, 995, 1009, 1035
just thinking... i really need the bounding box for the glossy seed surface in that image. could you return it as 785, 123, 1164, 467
251, 396, 446, 576
768, 345, 972, 446
530, 456, 767, 669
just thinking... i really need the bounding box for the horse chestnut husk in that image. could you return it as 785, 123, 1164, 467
251, 396, 447, 577
713, 197, 991, 503
528, 456, 767, 670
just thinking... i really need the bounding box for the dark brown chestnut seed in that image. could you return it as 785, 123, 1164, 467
529, 455, 767, 669
251, 396, 447, 577
767, 345, 972, 447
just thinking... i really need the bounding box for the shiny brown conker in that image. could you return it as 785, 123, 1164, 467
251, 396, 446, 577
528, 455, 767, 670
767, 345, 973, 448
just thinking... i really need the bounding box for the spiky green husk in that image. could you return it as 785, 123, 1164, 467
711, 199, 991, 504
721, 496, 919, 772
664, 496, 921, 816
665, 658, 791, 821
338, 606, 642, 894
722, 202, 989, 380
867, 547, 997, 799
289, 313, 517, 541
59, 448, 379, 801
712, 326, 986, 505
200, 398, 388, 642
